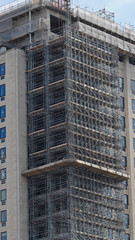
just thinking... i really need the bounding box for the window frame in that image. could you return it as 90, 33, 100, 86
1, 231, 7, 240
1, 189, 6, 202
121, 116, 125, 131
0, 64, 5, 76
124, 194, 128, 209
0, 85, 5, 97
121, 136, 126, 150
125, 213, 129, 228
0, 148, 6, 159
0, 106, 6, 119
119, 77, 124, 92
1, 169, 6, 180
132, 99, 135, 112
0, 127, 6, 139
1, 210, 6, 223
131, 79, 135, 94
120, 96, 125, 111
122, 156, 127, 169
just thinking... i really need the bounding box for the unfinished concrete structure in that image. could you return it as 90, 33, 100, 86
0, 0, 133, 239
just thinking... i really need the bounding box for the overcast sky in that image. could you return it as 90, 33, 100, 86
0, 0, 135, 27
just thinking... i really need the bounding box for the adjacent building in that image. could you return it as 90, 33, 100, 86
0, 0, 134, 239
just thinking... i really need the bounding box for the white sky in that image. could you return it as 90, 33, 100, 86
0, 0, 135, 27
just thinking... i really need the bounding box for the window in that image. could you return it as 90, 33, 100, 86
121, 116, 125, 131
125, 214, 129, 228
0, 85, 5, 97
120, 96, 124, 111
0, 127, 6, 139
108, 229, 113, 239
1, 190, 6, 202
133, 138, 135, 151
131, 79, 135, 94
107, 208, 112, 218
119, 77, 124, 91
106, 187, 111, 197
134, 158, 135, 168
117, 231, 121, 240
0, 64, 5, 76
1, 210, 6, 223
122, 156, 127, 169
116, 211, 119, 220
0, 106, 5, 119
1, 232, 7, 240
1, 169, 6, 180
132, 99, 135, 111
124, 194, 128, 209
123, 180, 128, 189
133, 118, 135, 130
125, 233, 130, 240
121, 136, 126, 150
0, 148, 6, 159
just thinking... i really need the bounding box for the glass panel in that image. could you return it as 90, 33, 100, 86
125, 233, 130, 240
117, 231, 121, 240
132, 99, 135, 111
1, 169, 6, 180
0, 85, 5, 97
0, 148, 6, 159
0, 106, 5, 118
1, 190, 6, 201
1, 232, 7, 240
124, 194, 128, 208
122, 156, 127, 169
0, 127, 6, 139
119, 77, 124, 91
131, 79, 135, 94
121, 116, 125, 130
1, 211, 6, 222
123, 180, 128, 189
121, 136, 126, 149
108, 229, 113, 239
133, 138, 135, 149
0, 64, 5, 76
120, 97, 124, 111
125, 214, 129, 228
107, 208, 112, 218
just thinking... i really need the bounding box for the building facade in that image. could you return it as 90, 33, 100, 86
0, 0, 134, 239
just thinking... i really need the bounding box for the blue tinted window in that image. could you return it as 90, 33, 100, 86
0, 64, 5, 76
122, 156, 127, 169
125, 233, 130, 240
132, 99, 135, 111
1, 210, 6, 222
133, 138, 135, 150
0, 85, 5, 97
1, 169, 6, 180
0, 148, 6, 159
125, 214, 129, 228
1, 189, 6, 201
117, 231, 121, 240
0, 106, 5, 118
1, 231, 7, 240
124, 194, 128, 209
0, 127, 6, 139
120, 96, 124, 111
121, 136, 126, 150
108, 229, 113, 239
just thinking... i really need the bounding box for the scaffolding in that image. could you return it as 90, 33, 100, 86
26, 21, 125, 239
0, 1, 128, 239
